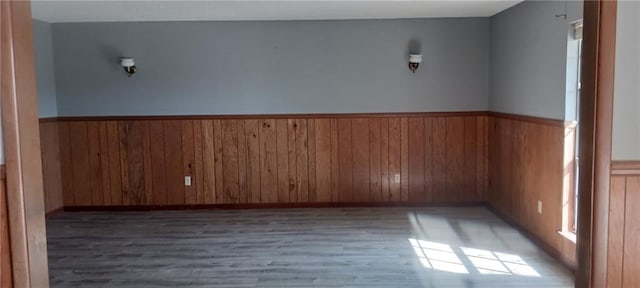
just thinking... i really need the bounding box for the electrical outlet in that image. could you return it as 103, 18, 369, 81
537, 201, 542, 214
395, 174, 401, 183
185, 176, 192, 186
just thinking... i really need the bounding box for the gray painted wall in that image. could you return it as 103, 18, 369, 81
33, 19, 58, 118
612, 1, 640, 160
490, 0, 582, 120
51, 18, 490, 116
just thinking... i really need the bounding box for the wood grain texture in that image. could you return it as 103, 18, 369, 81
605, 172, 640, 288
2, 1, 50, 285
42, 114, 489, 207
488, 114, 576, 270
0, 166, 12, 287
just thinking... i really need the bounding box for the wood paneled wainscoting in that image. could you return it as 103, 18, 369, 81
0, 167, 12, 287
607, 161, 640, 288
39, 112, 489, 209
487, 112, 577, 270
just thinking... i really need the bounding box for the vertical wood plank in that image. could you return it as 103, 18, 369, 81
237, 120, 248, 204
432, 117, 447, 202
337, 119, 353, 202
476, 116, 488, 200
122, 121, 146, 205
98, 122, 111, 205
623, 176, 640, 287
352, 118, 370, 202
201, 120, 216, 204
464, 117, 478, 201
330, 119, 339, 202
369, 118, 382, 202
86, 122, 103, 205
213, 120, 224, 204
446, 117, 465, 202
118, 122, 130, 205
388, 118, 401, 202
69, 122, 91, 206
424, 117, 433, 202
259, 119, 278, 203
141, 121, 153, 205
287, 119, 298, 202
163, 120, 184, 205
315, 119, 331, 202
307, 119, 317, 202
276, 119, 289, 203
221, 120, 240, 204
607, 175, 626, 288
58, 122, 75, 206
182, 120, 196, 204
106, 122, 123, 205
245, 120, 261, 204
193, 120, 204, 204
408, 118, 425, 202
149, 121, 167, 205
400, 117, 409, 202
295, 119, 309, 203
380, 118, 390, 202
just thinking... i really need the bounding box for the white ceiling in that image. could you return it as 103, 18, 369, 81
31, 0, 523, 23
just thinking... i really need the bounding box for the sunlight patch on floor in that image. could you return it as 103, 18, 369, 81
409, 238, 541, 277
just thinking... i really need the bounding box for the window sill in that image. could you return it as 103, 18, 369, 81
557, 230, 577, 244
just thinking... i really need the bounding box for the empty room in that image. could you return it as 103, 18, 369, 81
1, 0, 638, 287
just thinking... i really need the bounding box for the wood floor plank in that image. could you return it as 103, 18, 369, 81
46, 207, 575, 288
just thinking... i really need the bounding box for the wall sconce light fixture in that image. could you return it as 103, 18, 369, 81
120, 57, 137, 77
408, 54, 423, 73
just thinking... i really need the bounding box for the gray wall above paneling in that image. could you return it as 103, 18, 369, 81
33, 19, 58, 118
489, 0, 583, 121
51, 18, 490, 116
